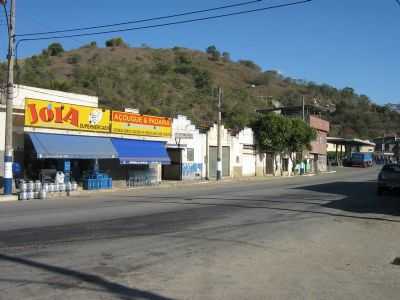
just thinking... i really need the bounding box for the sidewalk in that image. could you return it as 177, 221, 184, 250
0, 171, 335, 203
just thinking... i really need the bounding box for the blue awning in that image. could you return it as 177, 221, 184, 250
29, 133, 118, 159
111, 138, 171, 165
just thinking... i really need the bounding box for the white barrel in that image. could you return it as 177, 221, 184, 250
34, 181, 42, 192
19, 191, 28, 200
71, 182, 78, 191
34, 191, 40, 199
39, 189, 47, 200
42, 183, 49, 192
27, 191, 34, 200
27, 181, 35, 192
20, 182, 28, 192
66, 182, 72, 192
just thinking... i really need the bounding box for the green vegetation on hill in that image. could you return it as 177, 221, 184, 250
1, 40, 399, 139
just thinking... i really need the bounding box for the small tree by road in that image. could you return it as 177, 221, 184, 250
252, 113, 316, 175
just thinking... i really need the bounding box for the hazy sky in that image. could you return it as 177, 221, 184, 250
1, 0, 399, 104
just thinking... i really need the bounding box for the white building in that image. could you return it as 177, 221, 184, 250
0, 85, 99, 179
163, 115, 205, 180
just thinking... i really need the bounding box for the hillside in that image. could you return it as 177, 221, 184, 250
1, 40, 399, 139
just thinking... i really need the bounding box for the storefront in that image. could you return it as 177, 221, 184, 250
0, 86, 173, 190
162, 115, 205, 181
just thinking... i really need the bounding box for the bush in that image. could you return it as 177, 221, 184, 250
238, 59, 261, 71
175, 51, 192, 65
222, 51, 231, 62
206, 45, 220, 61
67, 54, 81, 64
47, 43, 64, 56
105, 37, 128, 48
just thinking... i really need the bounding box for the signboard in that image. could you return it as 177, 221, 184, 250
24, 98, 110, 133
111, 111, 172, 137
175, 132, 194, 140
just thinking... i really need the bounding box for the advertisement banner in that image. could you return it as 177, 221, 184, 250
111, 111, 172, 137
24, 98, 110, 133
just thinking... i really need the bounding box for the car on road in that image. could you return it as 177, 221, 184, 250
377, 163, 400, 195
344, 152, 373, 168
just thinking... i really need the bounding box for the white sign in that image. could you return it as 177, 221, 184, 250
175, 132, 194, 139
4, 162, 13, 178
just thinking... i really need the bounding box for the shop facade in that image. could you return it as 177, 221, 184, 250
162, 115, 205, 181
1, 85, 172, 190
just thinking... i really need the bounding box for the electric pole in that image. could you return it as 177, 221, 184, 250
302, 95, 305, 121
3, 0, 15, 195
217, 87, 222, 181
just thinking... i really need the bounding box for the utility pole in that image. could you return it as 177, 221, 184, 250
3, 0, 15, 195
217, 87, 222, 181
302, 95, 305, 121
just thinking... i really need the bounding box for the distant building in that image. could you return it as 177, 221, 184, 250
373, 136, 400, 162
257, 105, 330, 173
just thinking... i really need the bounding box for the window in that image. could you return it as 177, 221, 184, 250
187, 148, 194, 162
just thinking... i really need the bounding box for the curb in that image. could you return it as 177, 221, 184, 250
0, 195, 18, 202
0, 171, 336, 203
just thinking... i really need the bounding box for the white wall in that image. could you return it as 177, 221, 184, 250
236, 127, 256, 177
167, 115, 205, 179
2, 85, 99, 109
206, 124, 236, 178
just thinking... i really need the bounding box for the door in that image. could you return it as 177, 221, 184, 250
208, 146, 230, 178
222, 146, 230, 177
242, 153, 256, 176
209, 146, 217, 178
266, 153, 274, 175
162, 148, 182, 180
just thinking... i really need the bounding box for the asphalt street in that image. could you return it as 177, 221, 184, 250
0, 167, 400, 300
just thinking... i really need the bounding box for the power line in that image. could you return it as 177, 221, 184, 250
16, 0, 264, 37
16, 0, 312, 44
395, 0, 400, 7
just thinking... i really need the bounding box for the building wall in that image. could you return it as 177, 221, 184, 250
360, 145, 374, 153
309, 115, 330, 132
165, 115, 204, 180
236, 128, 256, 177
310, 130, 328, 155
309, 115, 329, 156
205, 124, 236, 178
4, 85, 99, 109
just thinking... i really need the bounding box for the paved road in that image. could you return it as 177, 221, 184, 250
0, 167, 400, 300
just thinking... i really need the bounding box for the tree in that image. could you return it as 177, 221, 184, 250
238, 59, 261, 71
206, 45, 220, 61
222, 51, 231, 62
252, 114, 316, 175
105, 37, 128, 48
252, 113, 291, 175
286, 118, 316, 171
47, 43, 64, 56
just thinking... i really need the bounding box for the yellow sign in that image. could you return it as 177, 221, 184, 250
24, 98, 110, 133
111, 111, 172, 137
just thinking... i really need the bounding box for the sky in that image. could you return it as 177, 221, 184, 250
0, 0, 399, 104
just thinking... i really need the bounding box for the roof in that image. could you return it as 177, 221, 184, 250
256, 104, 329, 115
327, 137, 375, 147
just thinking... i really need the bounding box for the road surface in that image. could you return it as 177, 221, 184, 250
0, 167, 399, 300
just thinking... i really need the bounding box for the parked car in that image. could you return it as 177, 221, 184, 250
350, 152, 373, 167
377, 164, 400, 195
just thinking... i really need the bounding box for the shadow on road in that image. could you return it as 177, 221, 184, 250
295, 180, 400, 217
0, 254, 174, 300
